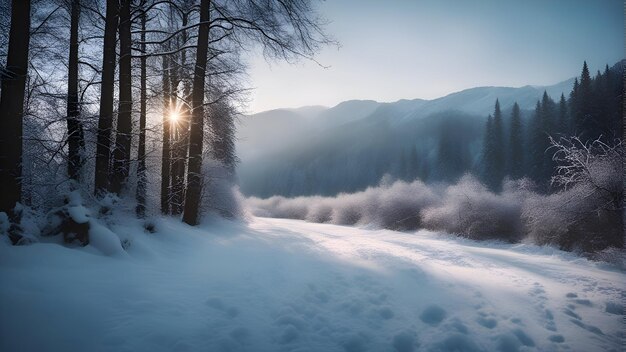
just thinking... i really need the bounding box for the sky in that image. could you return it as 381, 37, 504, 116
246, 0, 623, 113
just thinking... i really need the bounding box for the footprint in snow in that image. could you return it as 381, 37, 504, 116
476, 315, 498, 329
392, 330, 419, 352
563, 308, 581, 320
496, 330, 535, 352
570, 319, 604, 335
605, 301, 623, 315
549, 334, 565, 343
573, 299, 593, 307
419, 305, 447, 326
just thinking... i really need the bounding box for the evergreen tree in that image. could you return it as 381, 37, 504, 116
540, 92, 557, 184
491, 100, 505, 190
574, 61, 595, 141
607, 63, 623, 139
557, 94, 568, 135
528, 101, 545, 187
482, 114, 496, 188
508, 102, 524, 179
568, 77, 579, 133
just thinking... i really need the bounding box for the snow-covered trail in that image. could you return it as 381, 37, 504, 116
1, 217, 624, 352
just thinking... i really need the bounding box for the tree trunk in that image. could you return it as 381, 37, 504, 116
0, 0, 30, 217
67, 0, 85, 184
172, 101, 190, 215
111, 0, 133, 194
94, 0, 118, 195
182, 0, 211, 225
161, 54, 172, 214
136, 5, 147, 217
171, 12, 190, 216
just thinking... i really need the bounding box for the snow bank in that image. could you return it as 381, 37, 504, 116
0, 216, 623, 351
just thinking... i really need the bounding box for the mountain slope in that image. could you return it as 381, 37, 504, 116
236, 77, 576, 197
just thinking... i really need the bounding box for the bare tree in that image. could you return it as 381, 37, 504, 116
161, 51, 172, 214
94, 0, 118, 195
136, 0, 148, 217
182, 0, 211, 225
111, 0, 133, 194
0, 0, 31, 220
66, 0, 86, 183
182, 0, 333, 225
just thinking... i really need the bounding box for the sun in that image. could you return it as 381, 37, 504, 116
170, 110, 180, 123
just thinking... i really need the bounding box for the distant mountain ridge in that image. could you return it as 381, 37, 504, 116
237, 77, 575, 162
234, 70, 601, 197
246, 77, 575, 120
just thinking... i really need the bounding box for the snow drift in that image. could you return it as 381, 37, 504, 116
1, 216, 623, 352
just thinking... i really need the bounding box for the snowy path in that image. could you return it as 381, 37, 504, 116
1, 217, 624, 352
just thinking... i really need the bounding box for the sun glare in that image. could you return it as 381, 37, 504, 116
170, 110, 179, 123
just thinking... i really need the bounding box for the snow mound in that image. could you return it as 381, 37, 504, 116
87, 220, 125, 257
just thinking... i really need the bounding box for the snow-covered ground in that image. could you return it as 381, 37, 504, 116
1, 216, 624, 352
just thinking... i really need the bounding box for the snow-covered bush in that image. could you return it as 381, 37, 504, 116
523, 137, 623, 251
305, 199, 333, 223
201, 161, 247, 219
247, 137, 623, 253
330, 193, 365, 225
421, 175, 528, 241
247, 195, 310, 219
368, 180, 438, 230
248, 179, 439, 229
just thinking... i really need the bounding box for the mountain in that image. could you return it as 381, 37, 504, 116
236, 77, 576, 197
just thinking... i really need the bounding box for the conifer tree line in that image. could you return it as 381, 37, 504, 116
0, 0, 330, 242
481, 61, 623, 192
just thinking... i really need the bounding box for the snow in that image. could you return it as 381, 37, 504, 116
0, 216, 623, 352
87, 220, 126, 257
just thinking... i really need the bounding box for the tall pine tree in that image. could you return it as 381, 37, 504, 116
508, 102, 524, 179
557, 93, 568, 135
528, 101, 545, 187
482, 114, 496, 189
574, 61, 595, 141
491, 100, 505, 190
540, 92, 556, 185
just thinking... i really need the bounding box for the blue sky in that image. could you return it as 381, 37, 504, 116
246, 0, 623, 113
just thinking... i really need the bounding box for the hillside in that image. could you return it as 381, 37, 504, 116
236, 78, 576, 197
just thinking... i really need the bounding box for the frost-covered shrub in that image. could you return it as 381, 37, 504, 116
246, 137, 623, 254
306, 199, 333, 223
524, 138, 624, 251
247, 196, 309, 219
248, 179, 438, 230
202, 161, 246, 219
523, 183, 622, 251
330, 194, 364, 225
369, 180, 438, 230
421, 175, 527, 241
